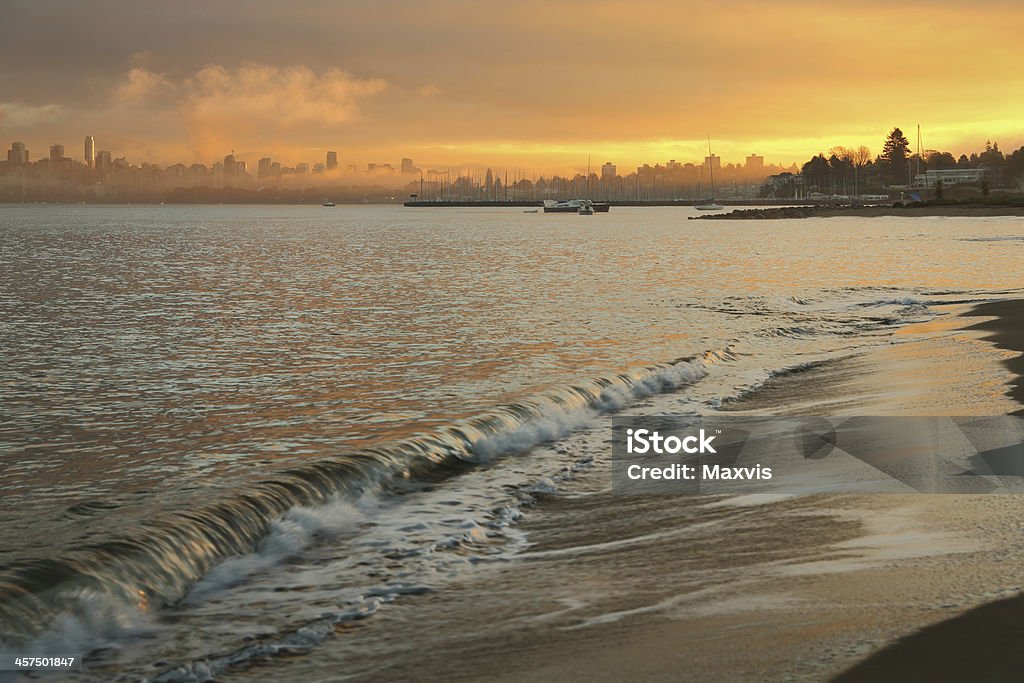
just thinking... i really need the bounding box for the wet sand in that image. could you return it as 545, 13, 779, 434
415, 301, 1024, 682
830, 300, 1024, 681
252, 300, 1024, 682
961, 300, 1024, 410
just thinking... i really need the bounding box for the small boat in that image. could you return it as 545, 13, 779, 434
543, 199, 610, 213
578, 201, 595, 215
322, 200, 335, 207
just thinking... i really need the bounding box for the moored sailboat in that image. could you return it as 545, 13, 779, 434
695, 135, 724, 211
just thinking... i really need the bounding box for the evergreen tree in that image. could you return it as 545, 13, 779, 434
880, 127, 911, 185
979, 142, 1005, 186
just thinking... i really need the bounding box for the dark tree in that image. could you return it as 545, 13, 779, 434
880, 127, 911, 186
1005, 146, 1024, 186
801, 154, 832, 193
926, 151, 957, 170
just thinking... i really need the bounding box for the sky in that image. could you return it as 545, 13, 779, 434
1, 0, 1022, 174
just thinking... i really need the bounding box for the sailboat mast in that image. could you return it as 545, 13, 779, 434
916, 124, 923, 185
586, 155, 591, 199
707, 134, 715, 198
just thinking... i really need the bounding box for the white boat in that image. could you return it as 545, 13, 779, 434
578, 200, 595, 215
543, 199, 609, 213
322, 200, 335, 207
695, 135, 724, 211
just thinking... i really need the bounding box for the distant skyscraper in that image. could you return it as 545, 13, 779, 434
223, 153, 236, 175
313, 163, 326, 173
257, 157, 273, 178
703, 154, 721, 171
50, 144, 64, 162
84, 136, 95, 168
296, 163, 309, 174
401, 158, 417, 174
745, 154, 764, 171
326, 151, 338, 170
7, 141, 28, 166
95, 150, 112, 173
601, 162, 617, 178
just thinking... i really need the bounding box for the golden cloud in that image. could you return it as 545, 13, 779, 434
115, 67, 175, 103
112, 63, 388, 159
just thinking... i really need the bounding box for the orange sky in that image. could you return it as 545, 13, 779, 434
1, 0, 1022, 174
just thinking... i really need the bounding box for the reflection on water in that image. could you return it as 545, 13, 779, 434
1, 205, 1021, 535
1, 205, 1023, 677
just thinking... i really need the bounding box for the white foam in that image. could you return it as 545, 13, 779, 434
184, 496, 372, 604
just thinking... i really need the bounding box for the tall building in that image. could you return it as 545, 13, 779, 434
95, 150, 112, 173
601, 162, 617, 178
7, 141, 28, 166
257, 157, 273, 178
50, 144, 65, 162
84, 136, 95, 168
223, 153, 236, 175
401, 157, 417, 174
326, 151, 338, 170
703, 154, 721, 172
745, 154, 764, 171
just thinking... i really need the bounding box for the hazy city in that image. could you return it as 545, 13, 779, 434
1, 135, 795, 202
4, 132, 1024, 204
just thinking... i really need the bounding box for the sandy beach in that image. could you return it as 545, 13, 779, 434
356, 301, 1024, 682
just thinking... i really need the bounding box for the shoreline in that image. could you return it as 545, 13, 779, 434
961, 300, 1024, 411
828, 299, 1024, 680
691, 204, 1024, 220
396, 299, 1024, 682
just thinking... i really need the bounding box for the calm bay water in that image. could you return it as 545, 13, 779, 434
1, 205, 1022, 680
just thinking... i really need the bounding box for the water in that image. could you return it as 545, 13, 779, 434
1, 205, 1022, 680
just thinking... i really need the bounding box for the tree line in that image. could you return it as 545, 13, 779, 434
790, 128, 1024, 196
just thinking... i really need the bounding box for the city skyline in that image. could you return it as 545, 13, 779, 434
2, 1, 1022, 172
3, 134, 787, 179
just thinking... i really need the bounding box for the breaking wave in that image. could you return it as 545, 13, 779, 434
0, 348, 732, 650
